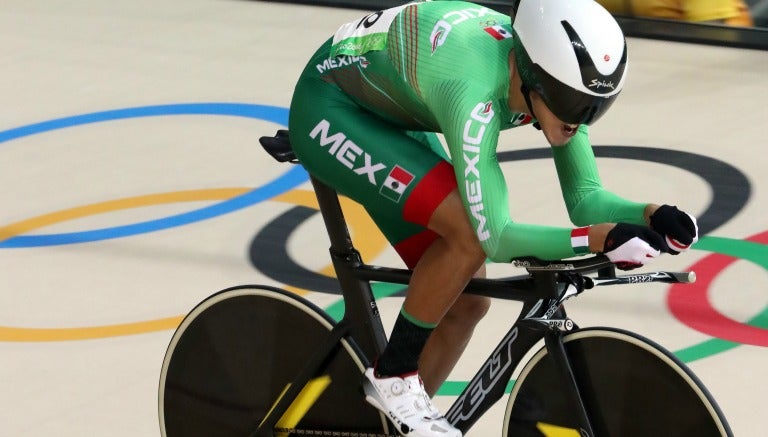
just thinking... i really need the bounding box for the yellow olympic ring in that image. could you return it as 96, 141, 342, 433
0, 188, 387, 342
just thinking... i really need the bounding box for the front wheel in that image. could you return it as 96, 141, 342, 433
503, 327, 732, 437
158, 285, 389, 436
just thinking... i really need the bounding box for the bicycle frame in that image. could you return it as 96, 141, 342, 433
253, 132, 694, 437
254, 171, 602, 436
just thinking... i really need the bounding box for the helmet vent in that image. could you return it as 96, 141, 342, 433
560, 20, 626, 96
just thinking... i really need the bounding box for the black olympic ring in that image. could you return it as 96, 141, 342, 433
249, 146, 751, 294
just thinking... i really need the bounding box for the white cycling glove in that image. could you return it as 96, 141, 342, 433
603, 223, 668, 271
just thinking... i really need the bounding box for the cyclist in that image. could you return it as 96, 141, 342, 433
287, 0, 698, 436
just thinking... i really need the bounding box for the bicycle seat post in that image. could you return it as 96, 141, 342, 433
308, 175, 388, 361
309, 176, 356, 257
259, 130, 388, 361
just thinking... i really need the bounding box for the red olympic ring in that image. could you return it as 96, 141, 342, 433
668, 231, 768, 346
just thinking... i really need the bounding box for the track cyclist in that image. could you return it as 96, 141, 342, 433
286, 0, 699, 435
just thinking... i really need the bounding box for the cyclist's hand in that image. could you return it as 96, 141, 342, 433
649, 205, 699, 254
603, 223, 668, 270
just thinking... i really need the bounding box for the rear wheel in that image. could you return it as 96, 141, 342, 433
159, 285, 389, 436
503, 328, 732, 437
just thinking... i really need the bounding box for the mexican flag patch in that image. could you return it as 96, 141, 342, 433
380, 165, 414, 202
484, 24, 513, 41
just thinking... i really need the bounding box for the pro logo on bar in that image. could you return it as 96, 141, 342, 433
380, 165, 415, 202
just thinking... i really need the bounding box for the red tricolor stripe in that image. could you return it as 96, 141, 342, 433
403, 161, 456, 226
570, 226, 590, 254
394, 230, 440, 269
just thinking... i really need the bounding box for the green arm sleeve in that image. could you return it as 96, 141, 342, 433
492, 222, 577, 261
552, 125, 648, 226
429, 85, 584, 262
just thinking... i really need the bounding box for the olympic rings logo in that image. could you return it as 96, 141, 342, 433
1, 103, 766, 368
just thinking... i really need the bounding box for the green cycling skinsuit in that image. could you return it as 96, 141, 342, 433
288, 0, 647, 268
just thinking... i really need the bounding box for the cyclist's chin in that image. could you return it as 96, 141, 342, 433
541, 122, 578, 146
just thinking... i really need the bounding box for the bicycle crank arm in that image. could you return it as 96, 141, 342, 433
274, 427, 398, 436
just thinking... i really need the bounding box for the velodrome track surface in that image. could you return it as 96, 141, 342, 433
1, 1, 767, 435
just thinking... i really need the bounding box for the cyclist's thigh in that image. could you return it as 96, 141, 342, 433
289, 80, 457, 267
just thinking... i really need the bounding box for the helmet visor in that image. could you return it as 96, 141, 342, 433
531, 63, 619, 125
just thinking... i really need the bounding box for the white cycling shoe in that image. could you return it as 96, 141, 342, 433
363, 368, 462, 437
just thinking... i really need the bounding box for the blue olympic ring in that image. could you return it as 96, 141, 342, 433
0, 103, 306, 248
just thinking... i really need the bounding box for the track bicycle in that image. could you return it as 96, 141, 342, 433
158, 129, 732, 437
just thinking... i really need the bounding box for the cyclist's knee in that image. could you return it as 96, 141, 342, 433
425, 189, 487, 276
443, 239, 486, 279
457, 237, 487, 267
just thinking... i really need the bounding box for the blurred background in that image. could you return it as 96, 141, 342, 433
263, 0, 768, 48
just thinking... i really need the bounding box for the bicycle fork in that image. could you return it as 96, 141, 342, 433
525, 277, 598, 437
544, 330, 596, 437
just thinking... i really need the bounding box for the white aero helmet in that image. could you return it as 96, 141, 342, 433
511, 0, 628, 125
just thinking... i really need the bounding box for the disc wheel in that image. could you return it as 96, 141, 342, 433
503, 328, 732, 437
159, 285, 389, 436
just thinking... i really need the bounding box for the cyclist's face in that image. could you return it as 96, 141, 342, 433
529, 91, 579, 146
508, 51, 578, 146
